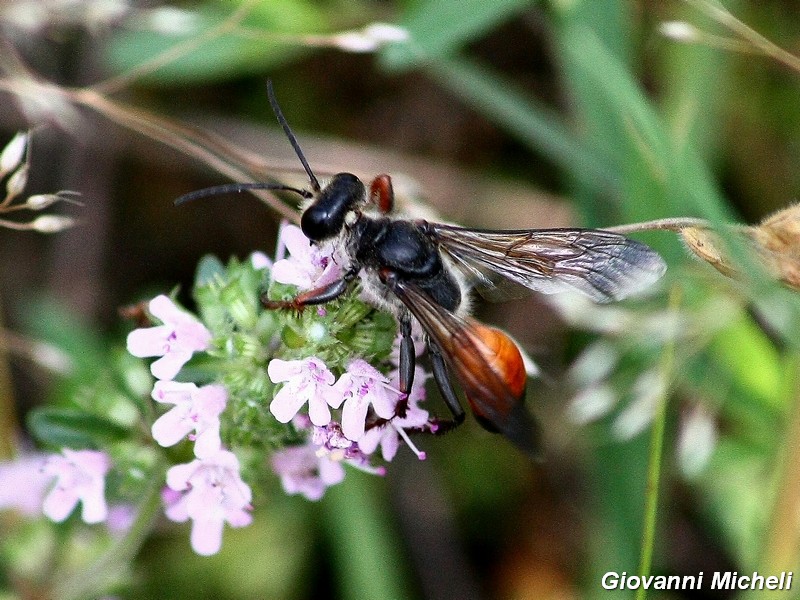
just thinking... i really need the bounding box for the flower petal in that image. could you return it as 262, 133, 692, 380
193, 423, 222, 458
150, 349, 192, 380
79, 485, 108, 524
270, 386, 309, 423
341, 397, 369, 441
190, 515, 225, 556
281, 225, 312, 259
166, 460, 200, 491
267, 358, 301, 383
152, 380, 196, 405
271, 259, 312, 287
307, 394, 332, 427
126, 325, 171, 357
148, 295, 190, 324
151, 407, 194, 448
42, 486, 79, 522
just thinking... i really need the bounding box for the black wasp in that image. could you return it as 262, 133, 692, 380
177, 82, 667, 458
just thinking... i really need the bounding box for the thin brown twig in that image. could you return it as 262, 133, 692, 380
603, 217, 710, 234
68, 87, 300, 221
0, 71, 301, 221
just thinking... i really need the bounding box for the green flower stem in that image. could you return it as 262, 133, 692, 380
322, 470, 411, 600
636, 287, 680, 600
53, 456, 166, 600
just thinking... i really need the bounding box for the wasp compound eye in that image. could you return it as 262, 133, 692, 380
301, 173, 366, 241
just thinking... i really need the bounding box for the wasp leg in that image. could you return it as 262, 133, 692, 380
427, 341, 466, 434
398, 316, 415, 392
262, 267, 359, 310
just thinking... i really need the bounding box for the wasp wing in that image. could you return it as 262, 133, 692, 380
388, 277, 540, 457
428, 224, 666, 303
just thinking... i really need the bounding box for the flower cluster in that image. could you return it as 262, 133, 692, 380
113, 224, 429, 554
0, 223, 434, 557
0, 219, 444, 555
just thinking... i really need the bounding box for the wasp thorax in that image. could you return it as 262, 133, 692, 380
301, 173, 366, 242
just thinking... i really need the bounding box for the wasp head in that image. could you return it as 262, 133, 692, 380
301, 172, 366, 242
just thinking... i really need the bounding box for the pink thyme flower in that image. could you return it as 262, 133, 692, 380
151, 381, 227, 458
268, 357, 338, 427
164, 450, 253, 556
330, 359, 401, 442
270, 224, 342, 290
41, 449, 111, 524
126, 295, 212, 380
359, 366, 430, 461
0, 453, 51, 516
271, 444, 345, 501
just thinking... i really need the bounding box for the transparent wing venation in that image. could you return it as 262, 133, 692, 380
429, 224, 666, 302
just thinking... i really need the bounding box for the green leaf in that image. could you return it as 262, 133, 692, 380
420, 57, 615, 190
104, 1, 328, 85
709, 315, 784, 410
27, 407, 130, 449
20, 299, 106, 379
698, 438, 770, 568
385, 0, 538, 68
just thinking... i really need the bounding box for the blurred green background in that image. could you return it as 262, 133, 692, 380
3, 0, 800, 598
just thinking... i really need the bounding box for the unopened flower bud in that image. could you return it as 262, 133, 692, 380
677, 405, 717, 479
332, 22, 410, 53
24, 191, 83, 210
5, 164, 28, 199
332, 32, 381, 53
0, 132, 28, 177
24, 194, 58, 210
362, 23, 410, 44
30, 340, 74, 374
659, 21, 701, 42
31, 215, 77, 233
144, 6, 198, 35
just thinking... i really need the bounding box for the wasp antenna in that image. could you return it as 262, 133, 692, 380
266, 80, 321, 193
175, 182, 311, 206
